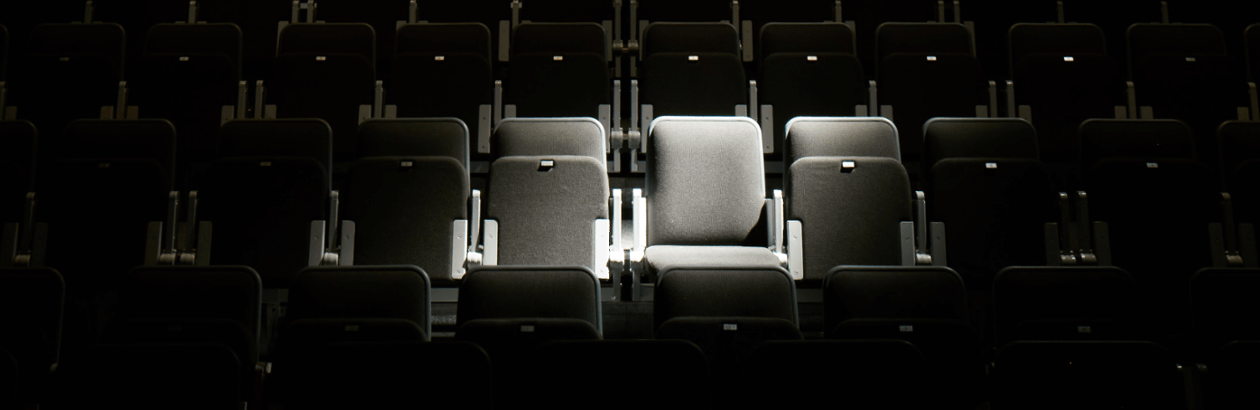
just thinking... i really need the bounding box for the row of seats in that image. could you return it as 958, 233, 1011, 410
3, 263, 1255, 409
3, 15, 1257, 181
4, 115, 1258, 348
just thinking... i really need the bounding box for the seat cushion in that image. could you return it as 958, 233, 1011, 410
644, 245, 782, 276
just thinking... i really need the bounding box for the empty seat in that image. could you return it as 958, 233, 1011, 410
130, 22, 243, 187
197, 119, 332, 288
1080, 119, 1222, 342
455, 266, 601, 404
744, 339, 927, 408
635, 117, 782, 287
0, 267, 63, 407
924, 118, 1057, 288
12, 23, 125, 137
654, 266, 801, 404
340, 119, 471, 285
876, 23, 990, 179
991, 341, 1185, 410
484, 118, 614, 282
415, 0, 512, 61
101, 266, 261, 401
637, 24, 748, 139
532, 340, 710, 410
758, 23, 869, 159
390, 23, 495, 155
37, 119, 176, 292
270, 23, 376, 166
1129, 23, 1248, 170
307, 0, 411, 79
1009, 23, 1125, 175
784, 117, 912, 281
284, 265, 431, 345
275, 265, 441, 407
456, 266, 602, 342
504, 23, 611, 123
994, 266, 1139, 345
824, 266, 980, 409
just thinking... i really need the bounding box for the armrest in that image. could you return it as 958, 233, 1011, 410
493, 81, 503, 127
913, 191, 931, 265
629, 79, 642, 151
631, 188, 645, 264
511, 0, 521, 28
481, 219, 498, 266
158, 190, 179, 264
221, 80, 248, 125
594, 218, 610, 280
1006, 80, 1017, 119
338, 220, 354, 266
609, 80, 623, 152
1075, 190, 1098, 264
987, 80, 998, 117
478, 103, 492, 154
1214, 192, 1244, 267
788, 220, 804, 279
469, 189, 482, 255
499, 20, 511, 62
454, 219, 471, 278
327, 190, 339, 254
929, 221, 947, 266
180, 190, 199, 265
760, 104, 774, 146
1242, 223, 1258, 268
308, 220, 327, 267
610, 189, 624, 273
770, 189, 784, 255
1055, 192, 1076, 265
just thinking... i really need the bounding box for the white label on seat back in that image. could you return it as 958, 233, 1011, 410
1077, 326, 1092, 333
316, 56, 327, 61
345, 325, 359, 332
899, 325, 914, 332
179, 56, 190, 61
688, 55, 699, 61
521, 325, 536, 333
986, 162, 998, 169
723, 324, 738, 331
1146, 162, 1158, 168
434, 56, 445, 61
1186, 57, 1196, 62
1063, 56, 1074, 62
926, 56, 937, 62
553, 56, 563, 61
807, 55, 818, 62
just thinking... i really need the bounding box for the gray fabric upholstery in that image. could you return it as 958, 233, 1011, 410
487, 156, 609, 269
493, 118, 606, 161
1078, 119, 1196, 166
511, 23, 606, 56
218, 119, 334, 179
357, 118, 469, 171
923, 118, 1039, 169
341, 157, 468, 283
824, 266, 968, 325
644, 245, 782, 277
289, 265, 431, 338
654, 267, 797, 329
456, 267, 601, 330
785, 117, 901, 166
642, 22, 740, 58
788, 157, 912, 279
759, 22, 856, 61
647, 117, 765, 246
